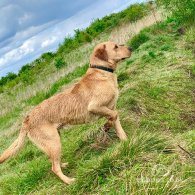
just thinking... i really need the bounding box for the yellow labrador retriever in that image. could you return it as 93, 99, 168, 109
0, 41, 132, 184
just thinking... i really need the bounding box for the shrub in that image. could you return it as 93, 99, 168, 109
41, 52, 55, 61
18, 64, 32, 75
148, 51, 156, 58
55, 57, 67, 69
117, 72, 129, 82
128, 31, 150, 50
19, 73, 34, 84
5, 72, 17, 81
125, 3, 148, 21
74, 29, 92, 43
0, 72, 17, 86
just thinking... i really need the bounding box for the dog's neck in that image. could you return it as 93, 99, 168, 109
90, 64, 114, 73
89, 58, 117, 71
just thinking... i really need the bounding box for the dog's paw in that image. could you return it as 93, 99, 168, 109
66, 177, 76, 185
118, 132, 128, 141
61, 162, 69, 168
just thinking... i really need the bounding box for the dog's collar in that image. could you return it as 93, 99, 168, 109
90, 65, 114, 73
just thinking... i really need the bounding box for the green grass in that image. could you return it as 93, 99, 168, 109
0, 64, 88, 134
26, 63, 88, 105
0, 19, 195, 195
0, 108, 22, 131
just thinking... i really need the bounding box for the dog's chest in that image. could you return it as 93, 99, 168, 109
107, 75, 119, 107
111, 74, 119, 98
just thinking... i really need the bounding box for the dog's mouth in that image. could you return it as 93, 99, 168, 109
121, 56, 130, 60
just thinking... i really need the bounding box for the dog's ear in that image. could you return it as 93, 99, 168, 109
95, 44, 108, 61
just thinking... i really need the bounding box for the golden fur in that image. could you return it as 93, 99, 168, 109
0, 41, 131, 184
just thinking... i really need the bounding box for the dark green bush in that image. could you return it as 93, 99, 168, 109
0, 72, 17, 86
55, 57, 67, 69
117, 72, 129, 82
148, 51, 156, 58
125, 3, 148, 21
41, 52, 55, 61
18, 64, 32, 75
74, 29, 92, 43
128, 31, 150, 50
126, 59, 134, 65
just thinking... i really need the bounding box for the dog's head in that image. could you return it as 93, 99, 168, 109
90, 41, 132, 70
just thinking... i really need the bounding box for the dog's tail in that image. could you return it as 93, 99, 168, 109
0, 128, 27, 163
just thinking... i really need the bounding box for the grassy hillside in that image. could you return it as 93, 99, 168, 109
0, 3, 155, 123
0, 3, 195, 195
0, 3, 149, 93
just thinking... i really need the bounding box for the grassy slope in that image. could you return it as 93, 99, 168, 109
0, 13, 159, 141
0, 10, 160, 120
0, 19, 195, 194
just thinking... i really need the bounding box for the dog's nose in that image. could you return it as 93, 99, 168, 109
128, 47, 133, 52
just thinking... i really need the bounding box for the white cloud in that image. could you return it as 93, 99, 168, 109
0, 38, 35, 68
41, 36, 57, 48
20, 39, 35, 55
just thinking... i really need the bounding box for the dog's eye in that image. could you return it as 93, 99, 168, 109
114, 45, 118, 49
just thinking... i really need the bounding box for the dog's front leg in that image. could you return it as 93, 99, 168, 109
113, 116, 127, 140
88, 104, 117, 121
103, 115, 127, 141
88, 104, 127, 140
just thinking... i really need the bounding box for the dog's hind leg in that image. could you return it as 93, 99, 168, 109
28, 124, 75, 184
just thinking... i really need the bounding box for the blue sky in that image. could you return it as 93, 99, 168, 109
0, 0, 143, 77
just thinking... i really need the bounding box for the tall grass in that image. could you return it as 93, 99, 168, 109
157, 0, 195, 26
1, 18, 195, 194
